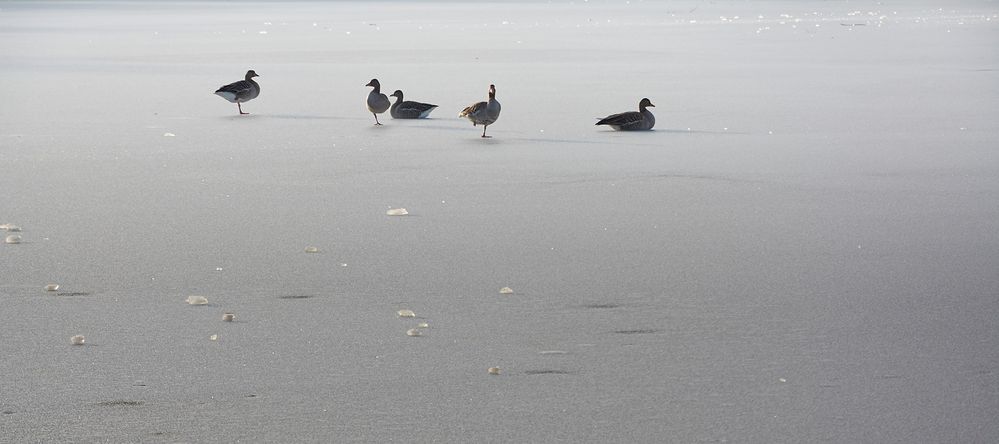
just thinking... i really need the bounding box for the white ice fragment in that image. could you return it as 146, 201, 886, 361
305, 246, 320, 253
210, 334, 219, 341
185, 295, 209, 305
5, 235, 21, 244
488, 367, 501, 375
397, 309, 416, 318
45, 284, 59, 292
499, 287, 514, 294
406, 328, 422, 337
386, 208, 409, 216
417, 322, 429, 328
778, 377, 788, 383
163, 132, 175, 137
538, 350, 569, 355
222, 313, 235, 322
259, 30, 268, 34
0, 223, 22, 232
70, 335, 86, 346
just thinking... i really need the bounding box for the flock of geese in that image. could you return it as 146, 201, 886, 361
214, 70, 656, 137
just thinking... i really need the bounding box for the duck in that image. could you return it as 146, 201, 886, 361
389, 90, 438, 119
459, 84, 501, 138
596, 98, 655, 131
365, 79, 391, 125
214, 70, 260, 115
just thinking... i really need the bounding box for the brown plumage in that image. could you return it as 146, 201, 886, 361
459, 84, 502, 137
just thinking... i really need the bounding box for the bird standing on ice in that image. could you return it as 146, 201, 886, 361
389, 90, 438, 119
596, 98, 656, 131
214, 70, 260, 115
459, 84, 501, 138
365, 79, 391, 125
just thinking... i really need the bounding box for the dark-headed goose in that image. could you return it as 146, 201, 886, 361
596, 98, 655, 131
365, 79, 391, 125
214, 70, 260, 115
389, 90, 438, 119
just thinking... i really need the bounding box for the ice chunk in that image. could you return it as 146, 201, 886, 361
163, 132, 175, 137
0, 223, 22, 232
499, 287, 514, 294
406, 328, 422, 337
417, 322, 429, 328
488, 367, 501, 375
397, 309, 416, 318
386, 208, 409, 216
222, 313, 235, 322
5, 235, 21, 244
186, 295, 209, 305
304, 246, 319, 253
45, 284, 60, 292
70, 335, 85, 346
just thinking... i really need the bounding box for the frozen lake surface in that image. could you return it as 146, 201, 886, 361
1, 1, 998, 442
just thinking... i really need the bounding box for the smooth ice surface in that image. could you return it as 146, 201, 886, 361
1, 1, 998, 442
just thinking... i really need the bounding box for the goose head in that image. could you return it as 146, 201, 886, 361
488, 84, 496, 99
639, 98, 655, 109
245, 70, 259, 79
366, 79, 381, 88
390, 90, 404, 99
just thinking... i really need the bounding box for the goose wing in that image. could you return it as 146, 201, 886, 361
394, 101, 438, 118
596, 111, 644, 128
400, 101, 438, 113
216, 80, 255, 97
460, 101, 487, 118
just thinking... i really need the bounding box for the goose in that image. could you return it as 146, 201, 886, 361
596, 98, 655, 131
459, 84, 501, 138
214, 70, 260, 115
365, 79, 391, 125
389, 90, 438, 119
